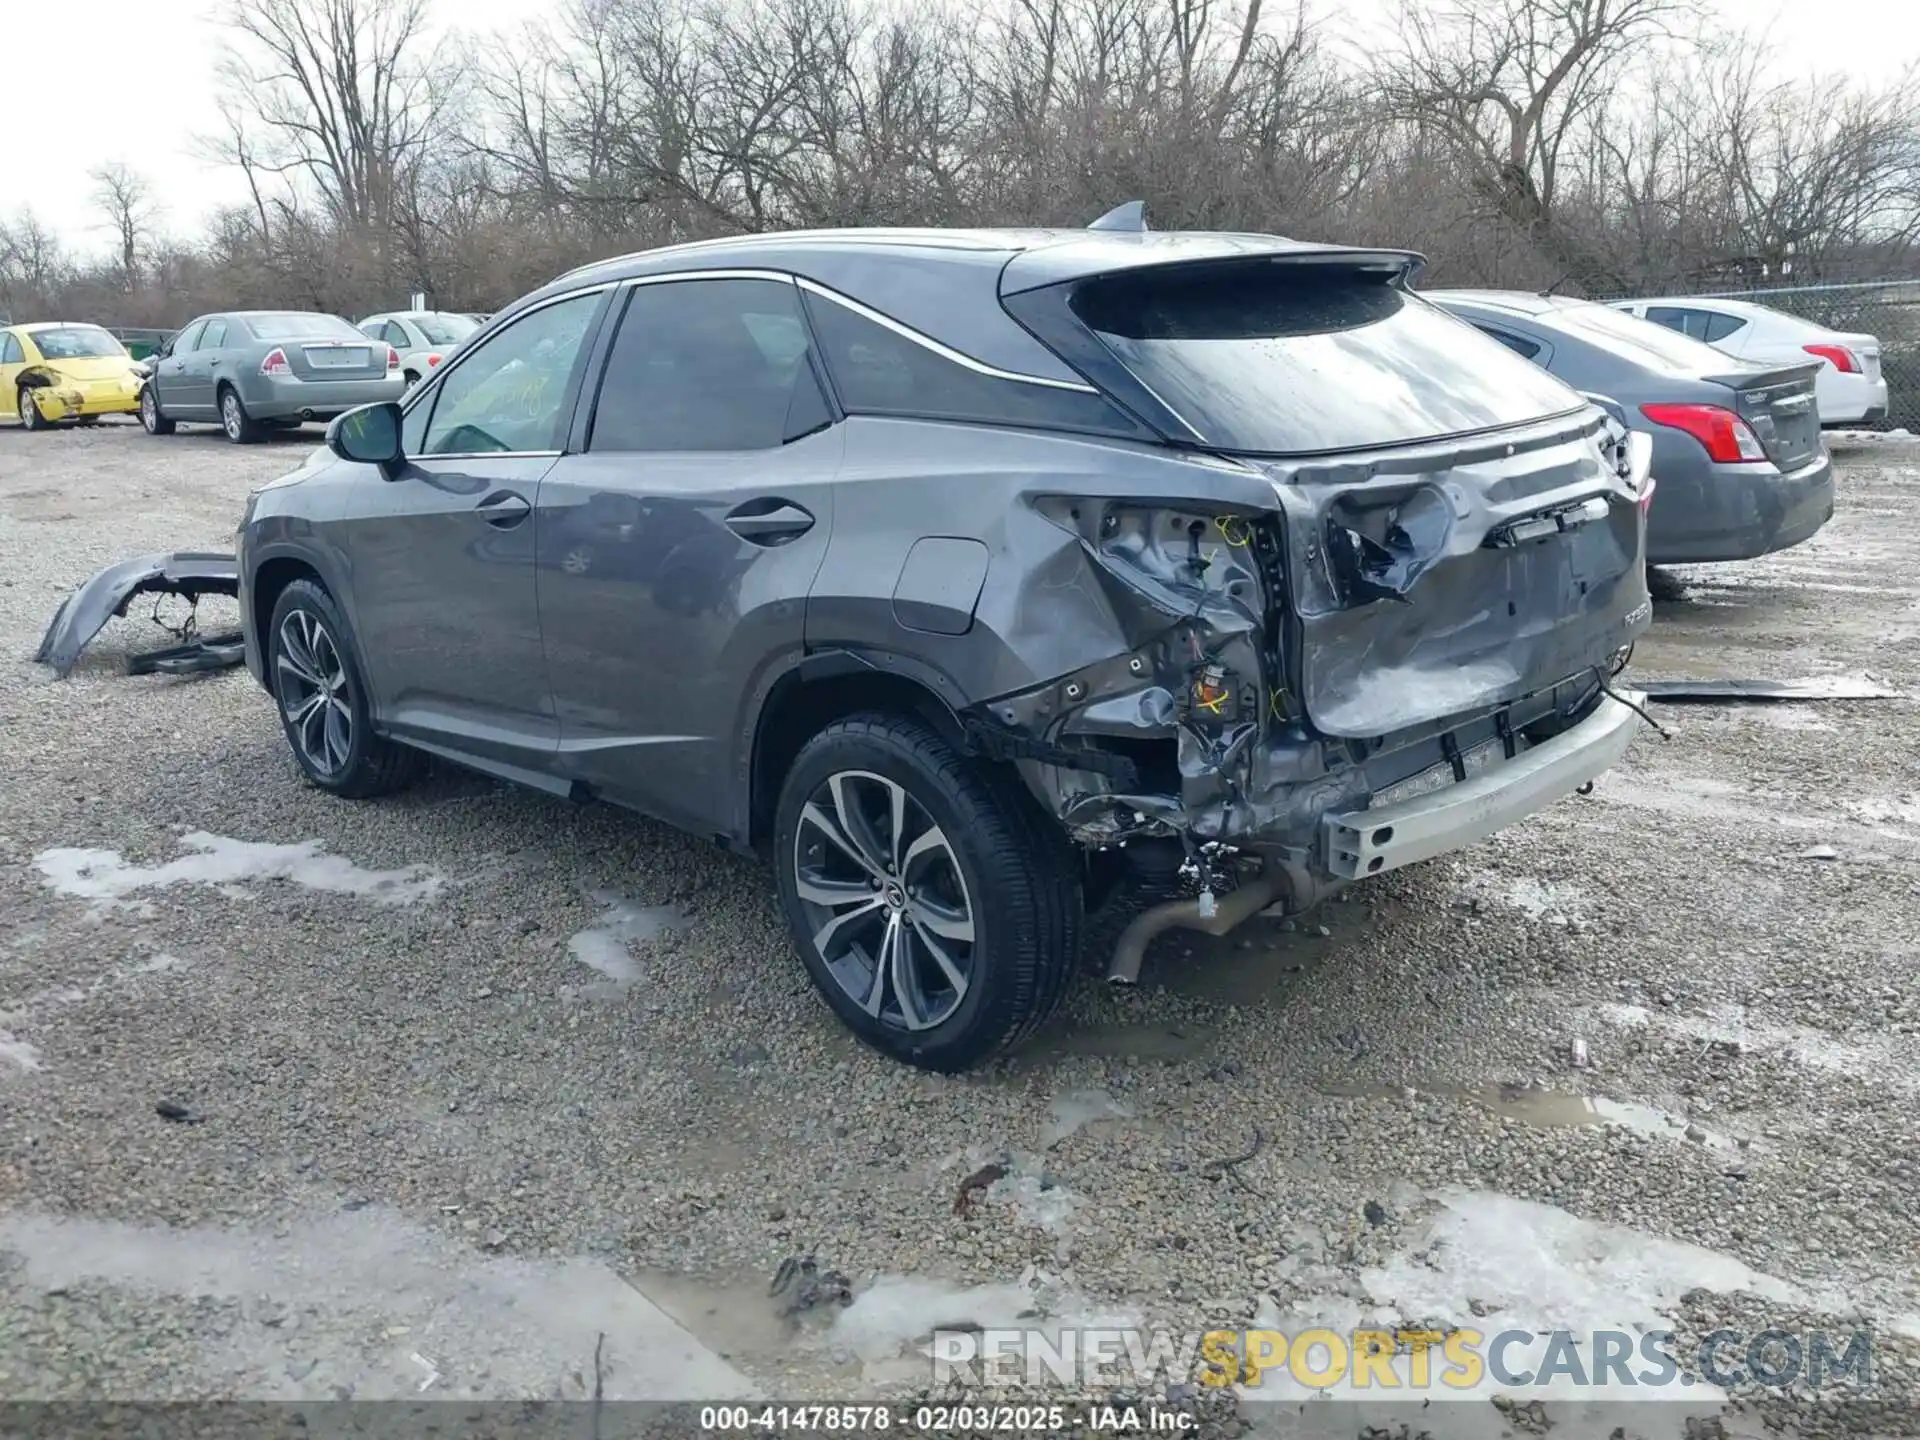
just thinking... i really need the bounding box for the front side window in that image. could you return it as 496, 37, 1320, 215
803, 289, 1139, 436
418, 292, 601, 456
1067, 263, 1580, 454
30, 325, 127, 361
589, 278, 829, 452
170, 321, 207, 355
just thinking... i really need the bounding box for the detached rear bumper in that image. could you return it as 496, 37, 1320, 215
1322, 689, 1643, 880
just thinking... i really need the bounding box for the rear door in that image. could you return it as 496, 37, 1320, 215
534, 274, 841, 835
1009, 261, 1650, 739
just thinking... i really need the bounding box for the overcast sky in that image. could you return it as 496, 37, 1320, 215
6, 0, 1917, 260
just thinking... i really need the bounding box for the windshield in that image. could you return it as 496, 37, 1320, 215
245, 313, 365, 341
415, 313, 478, 346
1070, 263, 1581, 454
31, 326, 127, 361
1541, 302, 1737, 375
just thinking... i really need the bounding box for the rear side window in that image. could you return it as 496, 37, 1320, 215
1067, 264, 1579, 454
1542, 302, 1735, 376
589, 278, 830, 452
201, 320, 228, 349
802, 290, 1145, 438
1, 334, 23, 365
1475, 325, 1542, 360
1648, 306, 1746, 344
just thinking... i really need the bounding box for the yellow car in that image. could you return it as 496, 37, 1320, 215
1, 322, 147, 429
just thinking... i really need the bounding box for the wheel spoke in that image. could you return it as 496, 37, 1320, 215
276, 651, 321, 690
297, 697, 327, 761
828, 774, 893, 876
323, 703, 349, 770
795, 873, 878, 908
889, 919, 926, 1029
886, 779, 908, 871
800, 801, 882, 879
909, 894, 974, 943
812, 896, 884, 956
862, 916, 899, 1016
909, 914, 970, 996
900, 823, 951, 876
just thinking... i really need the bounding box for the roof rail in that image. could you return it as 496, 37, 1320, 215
1087, 201, 1147, 234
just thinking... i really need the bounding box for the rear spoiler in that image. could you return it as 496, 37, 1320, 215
1704, 361, 1821, 392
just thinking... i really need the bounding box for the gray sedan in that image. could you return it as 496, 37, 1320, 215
1429, 291, 1833, 565
140, 311, 408, 444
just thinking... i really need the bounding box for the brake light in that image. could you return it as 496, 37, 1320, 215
1639, 403, 1768, 464
259, 348, 290, 376
426, 353, 442, 367
387, 346, 400, 369
1803, 343, 1859, 374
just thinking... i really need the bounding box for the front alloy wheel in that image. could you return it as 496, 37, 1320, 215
794, 771, 977, 1031
275, 610, 352, 777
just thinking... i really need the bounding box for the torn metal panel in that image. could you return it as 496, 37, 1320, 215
36, 552, 239, 678
124, 632, 247, 677
1640, 677, 1903, 703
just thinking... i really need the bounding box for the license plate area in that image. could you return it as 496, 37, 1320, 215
305, 346, 369, 369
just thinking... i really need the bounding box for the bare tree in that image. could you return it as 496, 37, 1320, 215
89, 162, 158, 290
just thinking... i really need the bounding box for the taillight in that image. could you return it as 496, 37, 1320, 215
259, 348, 290, 376
387, 346, 400, 369
1639, 403, 1768, 464
426, 353, 442, 367
1803, 343, 1859, 374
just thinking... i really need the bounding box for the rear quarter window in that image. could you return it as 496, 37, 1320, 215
1067, 264, 1580, 454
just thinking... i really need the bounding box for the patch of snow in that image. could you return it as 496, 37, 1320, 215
1594, 1002, 1905, 1088
35, 832, 444, 906
1040, 1088, 1133, 1147
1456, 873, 1585, 923
564, 893, 686, 996
0, 1034, 44, 1072
987, 1173, 1080, 1236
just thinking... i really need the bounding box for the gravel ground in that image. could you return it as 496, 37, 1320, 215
3, 419, 1918, 1437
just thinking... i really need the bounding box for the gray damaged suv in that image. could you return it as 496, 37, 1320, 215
238, 220, 1656, 1071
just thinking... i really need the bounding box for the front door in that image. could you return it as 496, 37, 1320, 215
154, 320, 206, 417
535, 275, 841, 836
333, 289, 610, 780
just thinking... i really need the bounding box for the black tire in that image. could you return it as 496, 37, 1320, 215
267, 579, 423, 799
140, 386, 175, 435
18, 387, 47, 431
218, 384, 266, 444
772, 713, 1081, 1072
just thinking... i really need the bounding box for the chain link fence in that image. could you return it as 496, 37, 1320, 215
1635, 278, 1920, 432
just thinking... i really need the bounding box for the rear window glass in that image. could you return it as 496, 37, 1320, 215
1540, 303, 1733, 375
244, 313, 363, 341
1068, 264, 1580, 454
30, 326, 126, 360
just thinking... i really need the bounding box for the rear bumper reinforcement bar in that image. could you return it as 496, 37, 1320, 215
1322, 690, 1644, 880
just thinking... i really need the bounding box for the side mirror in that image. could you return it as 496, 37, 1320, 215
328, 401, 405, 479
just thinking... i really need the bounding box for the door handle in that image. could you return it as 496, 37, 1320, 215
476, 491, 532, 528
725, 500, 814, 544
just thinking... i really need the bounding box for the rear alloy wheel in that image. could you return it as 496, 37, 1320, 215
17, 387, 47, 431
139, 387, 175, 435
268, 579, 422, 798
220, 386, 265, 444
773, 714, 1080, 1071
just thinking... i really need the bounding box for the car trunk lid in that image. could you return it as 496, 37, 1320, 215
1251, 418, 1652, 736
287, 339, 386, 381
1019, 255, 1654, 739
1710, 362, 1821, 469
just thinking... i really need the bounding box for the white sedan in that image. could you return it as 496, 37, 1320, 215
1612, 296, 1887, 427
355, 311, 481, 389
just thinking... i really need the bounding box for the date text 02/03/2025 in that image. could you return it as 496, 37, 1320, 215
698, 1403, 1198, 1433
